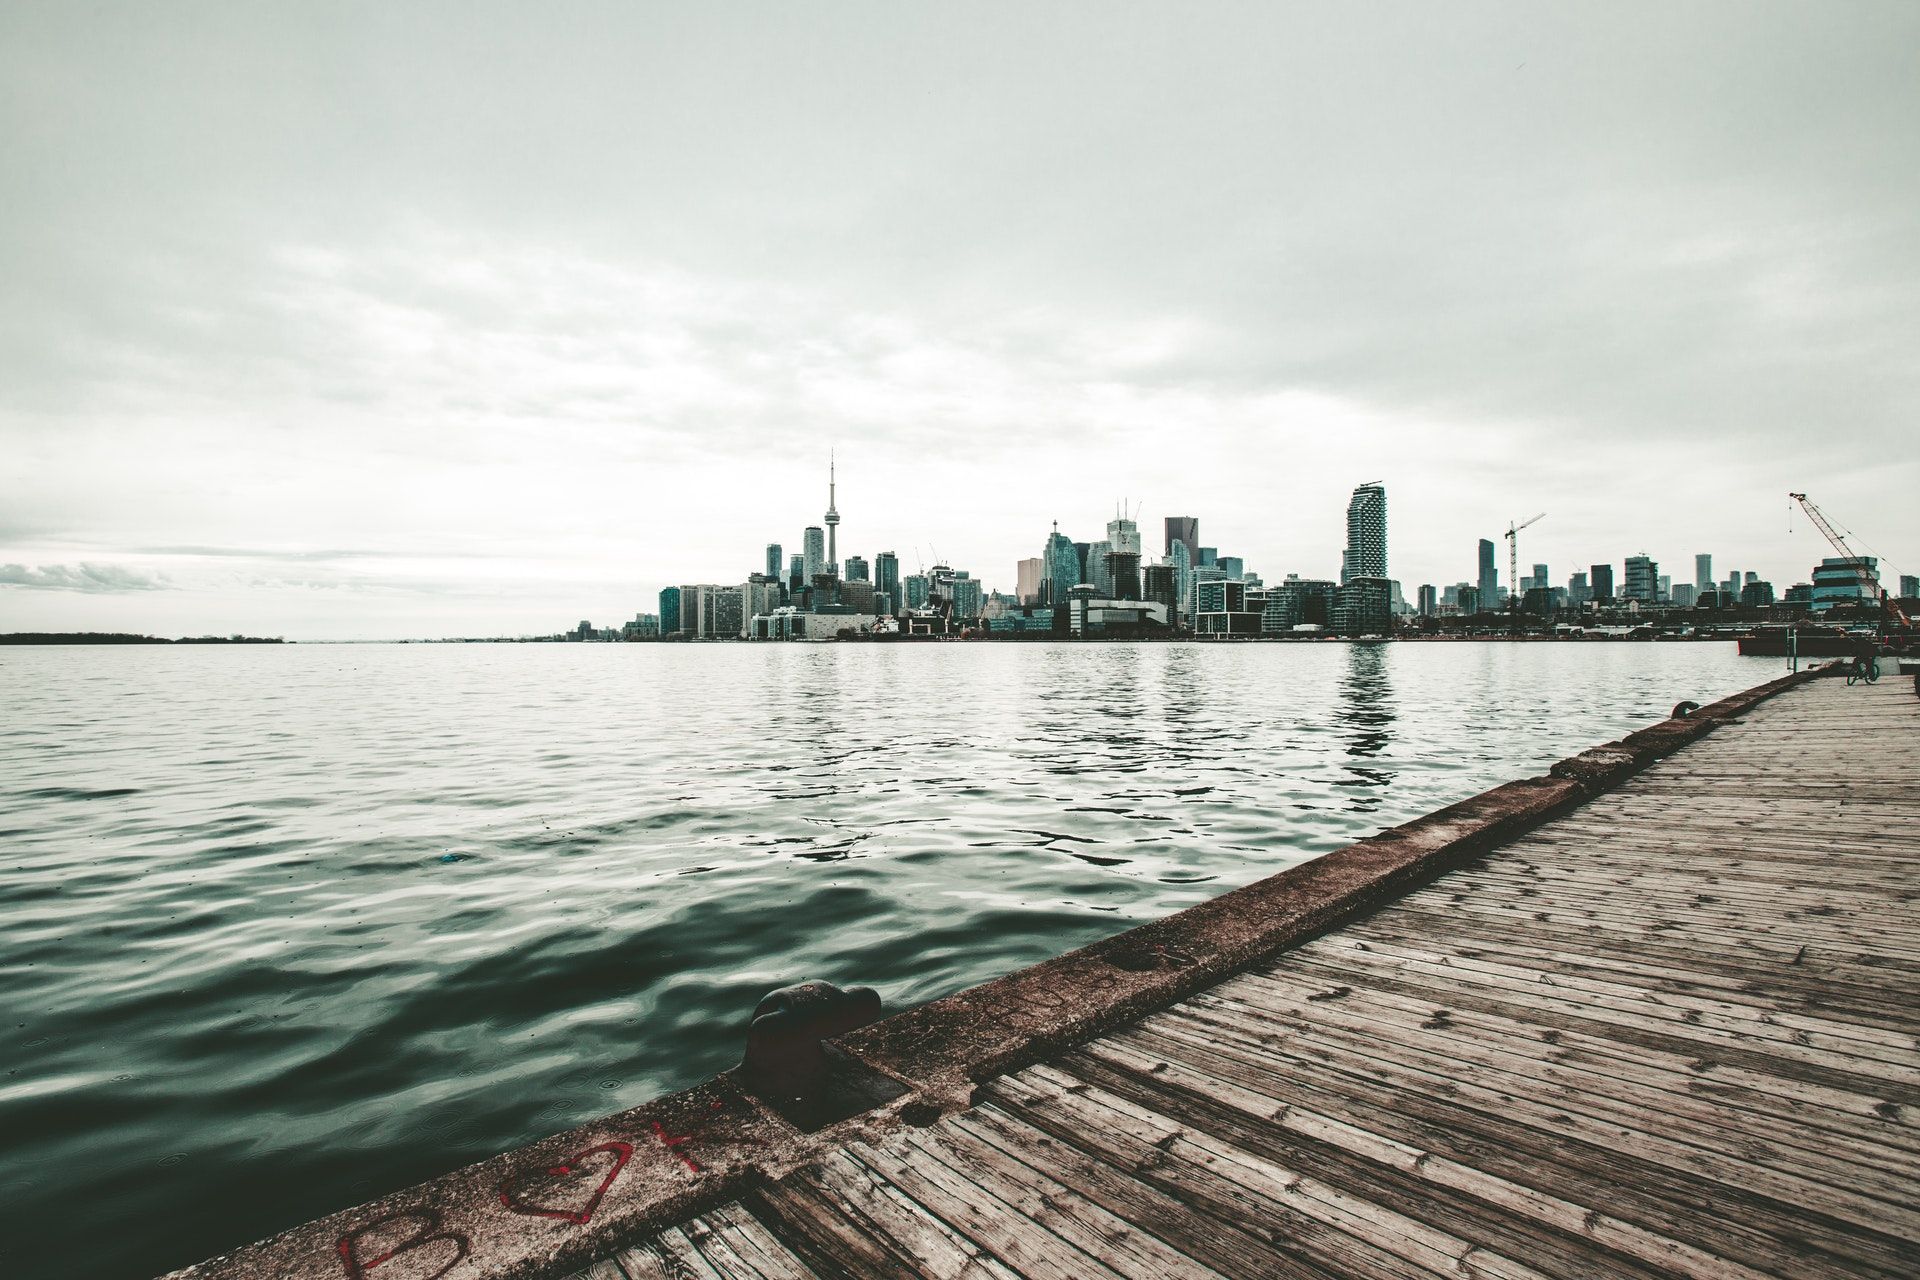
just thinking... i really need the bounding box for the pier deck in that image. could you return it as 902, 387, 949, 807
573, 674, 1920, 1279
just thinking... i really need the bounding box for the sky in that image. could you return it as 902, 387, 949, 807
2, 1, 1915, 639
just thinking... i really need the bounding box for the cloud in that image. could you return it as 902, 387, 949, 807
0, 562, 171, 592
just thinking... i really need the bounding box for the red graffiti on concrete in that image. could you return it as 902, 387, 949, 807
497, 1140, 634, 1226
336, 1209, 470, 1280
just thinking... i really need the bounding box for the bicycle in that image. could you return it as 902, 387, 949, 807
1846, 654, 1880, 685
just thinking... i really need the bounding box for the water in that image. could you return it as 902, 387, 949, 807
0, 640, 1778, 1278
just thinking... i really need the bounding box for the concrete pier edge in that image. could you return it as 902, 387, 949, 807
162, 662, 1832, 1280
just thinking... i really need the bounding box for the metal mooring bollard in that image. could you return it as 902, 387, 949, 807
1672, 700, 1700, 719
740, 980, 882, 1106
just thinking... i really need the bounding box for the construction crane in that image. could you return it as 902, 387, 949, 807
1504, 512, 1545, 620
1789, 492, 1910, 629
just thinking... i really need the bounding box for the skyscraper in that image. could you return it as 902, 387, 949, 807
1104, 511, 1142, 601
1477, 538, 1498, 606
1164, 516, 1199, 566
874, 552, 901, 613
1016, 557, 1044, 603
1417, 584, 1437, 616
844, 555, 870, 582
1044, 525, 1080, 606
1590, 563, 1615, 601
1695, 553, 1712, 594
1219, 556, 1244, 581
1624, 555, 1658, 602
802, 526, 825, 584
658, 586, 682, 636
765, 543, 783, 580
1342, 482, 1387, 585
823, 452, 840, 577
787, 553, 804, 595
1170, 540, 1193, 627
1087, 539, 1113, 596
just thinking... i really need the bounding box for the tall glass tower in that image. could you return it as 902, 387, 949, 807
765, 543, 783, 580
1043, 524, 1080, 605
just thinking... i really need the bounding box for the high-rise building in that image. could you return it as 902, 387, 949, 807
1169, 540, 1193, 627
1417, 584, 1437, 616
874, 552, 901, 613
802, 526, 825, 584
1104, 511, 1142, 601
1341, 483, 1387, 584
1165, 517, 1199, 567
658, 586, 682, 636
948, 574, 982, 620
1088, 539, 1113, 596
1531, 563, 1548, 593
1218, 555, 1244, 581
1671, 583, 1696, 608
1742, 580, 1776, 608
1658, 574, 1672, 602
905, 574, 930, 610
1695, 554, 1713, 594
765, 544, 783, 580
1477, 539, 1498, 607
1197, 546, 1218, 568
1590, 563, 1615, 602
1811, 556, 1878, 611
844, 555, 870, 582
1901, 574, 1919, 599
1016, 557, 1044, 604
1143, 564, 1177, 617
1041, 525, 1080, 606
787, 553, 805, 595
1569, 571, 1590, 606
823, 452, 841, 577
1623, 555, 1658, 602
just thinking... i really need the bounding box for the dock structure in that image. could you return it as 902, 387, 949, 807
169, 669, 1919, 1280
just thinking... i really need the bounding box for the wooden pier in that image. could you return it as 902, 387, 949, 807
570, 673, 1919, 1279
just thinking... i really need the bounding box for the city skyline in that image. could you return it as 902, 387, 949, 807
2, 4, 1916, 639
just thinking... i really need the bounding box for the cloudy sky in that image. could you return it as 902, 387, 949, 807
2, 1, 1915, 638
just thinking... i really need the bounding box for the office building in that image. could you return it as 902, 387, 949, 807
1531, 564, 1548, 594
657, 586, 682, 636
1456, 585, 1481, 615
1143, 564, 1177, 616
948, 574, 983, 620
1658, 575, 1672, 602
874, 552, 901, 614
1334, 577, 1393, 635
802, 526, 825, 584
1198, 546, 1218, 568
1902, 575, 1919, 599
1073, 542, 1091, 583
1417, 584, 1437, 616
1218, 555, 1244, 581
1264, 576, 1337, 632
1165, 517, 1199, 566
1341, 483, 1387, 584
905, 574, 930, 610
788, 554, 805, 595
1810, 556, 1878, 611
840, 580, 876, 614
1742, 580, 1776, 608
1590, 563, 1615, 602
1169, 540, 1193, 627
1016, 557, 1044, 604
1671, 583, 1696, 608
1104, 512, 1142, 601
844, 555, 869, 583
744, 576, 784, 625
1695, 554, 1712, 594
1477, 539, 1498, 607
1043, 525, 1080, 606
1568, 571, 1590, 606
1087, 539, 1113, 596
1623, 555, 1658, 603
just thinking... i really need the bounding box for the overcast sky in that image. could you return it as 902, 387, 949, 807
2, 2, 1915, 638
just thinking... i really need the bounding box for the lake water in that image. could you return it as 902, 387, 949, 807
0, 640, 1782, 1278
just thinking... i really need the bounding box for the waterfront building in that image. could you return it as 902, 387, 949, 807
788, 554, 805, 595
1902, 574, 1919, 599
1195, 578, 1245, 615
623, 613, 660, 638
765, 544, 783, 580
1590, 563, 1615, 602
745, 575, 784, 626
802, 526, 826, 584
1105, 512, 1143, 601
1695, 554, 1713, 595
808, 573, 841, 610
1531, 564, 1548, 595
1088, 539, 1114, 596
874, 552, 901, 613
948, 574, 983, 621
1073, 541, 1092, 583
1785, 583, 1813, 606
1165, 517, 1199, 567
1016, 557, 1044, 604
1170, 540, 1193, 627
1658, 575, 1672, 603
1741, 580, 1776, 608
844, 555, 870, 583
1341, 483, 1387, 585
680, 584, 745, 639
1810, 556, 1879, 611
823, 453, 841, 576
1334, 577, 1393, 635
1478, 539, 1498, 607
1143, 563, 1177, 617
905, 573, 930, 610
1416, 584, 1437, 617
1065, 585, 1168, 637
1043, 525, 1080, 607
1568, 571, 1590, 606
1623, 555, 1658, 603
658, 586, 682, 636
840, 580, 877, 614
1457, 585, 1481, 615
1671, 583, 1696, 608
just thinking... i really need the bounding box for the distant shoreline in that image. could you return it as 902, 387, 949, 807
0, 632, 286, 645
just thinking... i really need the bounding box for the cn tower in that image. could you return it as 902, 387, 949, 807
824, 450, 840, 577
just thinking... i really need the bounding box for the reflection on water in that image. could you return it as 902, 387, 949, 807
0, 640, 1776, 1280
